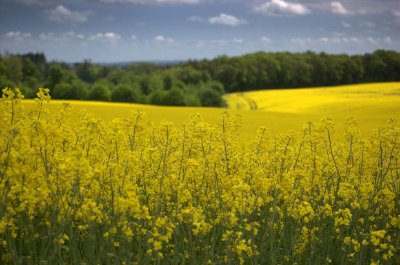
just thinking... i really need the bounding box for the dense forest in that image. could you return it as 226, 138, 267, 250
1, 49, 400, 106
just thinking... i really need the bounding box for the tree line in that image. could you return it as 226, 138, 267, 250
1, 49, 399, 106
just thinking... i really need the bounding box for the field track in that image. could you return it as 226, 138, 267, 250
236, 93, 258, 110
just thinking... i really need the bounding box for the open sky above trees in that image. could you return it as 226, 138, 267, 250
0, 0, 399, 62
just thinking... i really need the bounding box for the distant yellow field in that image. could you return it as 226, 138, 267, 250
22, 82, 400, 138
224, 82, 400, 135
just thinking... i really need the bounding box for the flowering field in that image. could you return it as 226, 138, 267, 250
224, 83, 400, 113
20, 82, 400, 139
1, 88, 399, 264
225, 82, 400, 135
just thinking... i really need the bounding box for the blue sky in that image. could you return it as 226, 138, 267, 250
0, 0, 399, 62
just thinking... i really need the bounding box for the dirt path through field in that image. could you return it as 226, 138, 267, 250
237, 93, 258, 110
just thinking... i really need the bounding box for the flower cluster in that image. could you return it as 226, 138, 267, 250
0, 88, 399, 264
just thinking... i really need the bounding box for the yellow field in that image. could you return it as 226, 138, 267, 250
2, 87, 399, 264
224, 82, 400, 135
22, 82, 400, 138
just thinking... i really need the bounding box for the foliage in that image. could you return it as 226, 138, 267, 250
0, 88, 399, 264
198, 87, 223, 107
189, 50, 400, 92
52, 80, 88, 100
1, 50, 400, 107
88, 83, 111, 101
111, 83, 141, 103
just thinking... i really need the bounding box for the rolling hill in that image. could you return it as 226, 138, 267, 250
21, 82, 400, 138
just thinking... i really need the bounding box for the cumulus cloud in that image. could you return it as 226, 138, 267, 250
330, 1, 352, 15
45, 5, 94, 23
290, 36, 362, 48
39, 31, 86, 42
367, 36, 392, 45
208, 13, 247, 26
98, 0, 200, 4
193, 38, 246, 49
394, 11, 400, 24
39, 33, 55, 41
154, 35, 174, 43
188, 15, 205, 22
384, 36, 392, 44
232, 38, 244, 44
291, 36, 393, 47
361, 21, 376, 28
189, 14, 247, 26
341, 21, 351, 28
255, 0, 311, 16
88, 32, 121, 43
260, 36, 272, 43
4, 31, 32, 41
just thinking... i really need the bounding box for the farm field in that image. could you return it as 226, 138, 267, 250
1, 84, 400, 264
21, 82, 400, 138
4, 0, 400, 262
224, 82, 400, 136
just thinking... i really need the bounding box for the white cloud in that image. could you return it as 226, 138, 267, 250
154, 35, 174, 43
154, 35, 165, 42
4, 31, 32, 41
255, 0, 311, 16
88, 32, 121, 43
367, 36, 392, 45
208, 13, 247, 26
393, 11, 400, 24
39, 31, 86, 42
194, 40, 206, 49
232, 38, 243, 44
39, 32, 54, 41
330, 1, 352, 15
341, 21, 351, 28
260, 36, 272, 43
384, 37, 392, 44
63, 31, 85, 40
194, 38, 247, 49
188, 15, 205, 22
290, 36, 394, 47
190, 14, 247, 26
99, 0, 200, 4
131, 35, 137, 40
45, 5, 94, 23
361, 21, 376, 28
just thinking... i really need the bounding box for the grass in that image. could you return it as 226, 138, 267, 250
21, 82, 400, 138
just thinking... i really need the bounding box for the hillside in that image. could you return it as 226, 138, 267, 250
21, 82, 400, 138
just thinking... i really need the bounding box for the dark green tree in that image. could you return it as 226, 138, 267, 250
6, 55, 23, 84
111, 84, 141, 102
148, 89, 167, 105
53, 80, 88, 100
198, 87, 223, 107
88, 83, 110, 101
22, 58, 42, 86
163, 87, 186, 106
